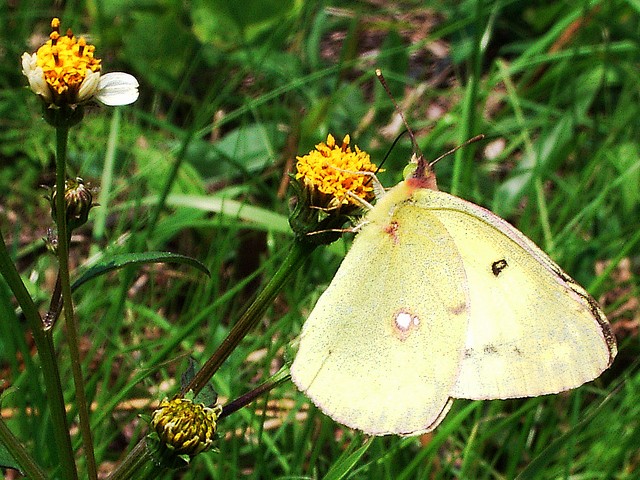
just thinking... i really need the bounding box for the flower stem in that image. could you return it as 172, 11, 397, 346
219, 369, 291, 419
0, 229, 77, 479
108, 441, 158, 480
54, 121, 98, 480
44, 272, 62, 328
183, 238, 317, 397
109, 239, 317, 478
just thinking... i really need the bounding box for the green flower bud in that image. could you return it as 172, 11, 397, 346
150, 398, 222, 457
50, 177, 94, 231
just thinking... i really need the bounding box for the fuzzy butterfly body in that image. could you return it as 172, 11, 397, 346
291, 169, 616, 436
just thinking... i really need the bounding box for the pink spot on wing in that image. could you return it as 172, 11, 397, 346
449, 302, 467, 316
383, 220, 400, 245
392, 309, 421, 341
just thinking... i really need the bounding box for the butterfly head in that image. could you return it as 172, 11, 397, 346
403, 135, 486, 193
404, 152, 439, 192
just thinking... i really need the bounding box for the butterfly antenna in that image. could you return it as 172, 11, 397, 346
362, 119, 407, 190
375, 69, 423, 160
428, 134, 485, 168
376, 69, 485, 179
374, 131, 406, 175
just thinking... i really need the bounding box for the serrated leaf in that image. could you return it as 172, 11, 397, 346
180, 358, 219, 407
72, 252, 210, 291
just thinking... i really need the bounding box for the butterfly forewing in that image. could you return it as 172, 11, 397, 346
415, 189, 616, 400
291, 184, 470, 435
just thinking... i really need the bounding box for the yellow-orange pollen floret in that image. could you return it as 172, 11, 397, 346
295, 134, 379, 207
35, 18, 101, 96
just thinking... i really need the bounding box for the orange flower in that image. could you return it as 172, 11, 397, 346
295, 134, 379, 211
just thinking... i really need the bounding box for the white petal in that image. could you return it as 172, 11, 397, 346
78, 70, 101, 102
21, 52, 38, 76
96, 72, 139, 106
21, 53, 53, 103
27, 66, 53, 102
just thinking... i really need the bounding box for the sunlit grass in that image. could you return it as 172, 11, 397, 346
1, 1, 639, 479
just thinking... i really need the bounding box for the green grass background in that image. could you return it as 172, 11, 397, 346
1, 0, 639, 478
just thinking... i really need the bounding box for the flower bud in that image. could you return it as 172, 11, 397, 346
50, 177, 94, 231
149, 397, 222, 462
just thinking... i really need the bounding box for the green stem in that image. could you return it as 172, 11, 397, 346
54, 121, 98, 480
220, 370, 291, 419
183, 239, 317, 397
0, 231, 77, 479
44, 272, 62, 328
0, 417, 48, 480
108, 239, 317, 479
108, 441, 158, 480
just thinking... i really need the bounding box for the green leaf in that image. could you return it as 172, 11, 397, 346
158, 194, 291, 234
515, 392, 614, 480
185, 122, 286, 180
181, 358, 218, 407
493, 114, 574, 217
191, 0, 302, 48
0, 441, 21, 474
72, 252, 210, 292
322, 435, 373, 480
610, 142, 640, 216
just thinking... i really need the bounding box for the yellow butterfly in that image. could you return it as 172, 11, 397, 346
291, 139, 617, 436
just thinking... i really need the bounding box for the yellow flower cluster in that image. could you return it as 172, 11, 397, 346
37, 19, 101, 96
295, 134, 379, 210
22, 18, 101, 106
22, 18, 139, 108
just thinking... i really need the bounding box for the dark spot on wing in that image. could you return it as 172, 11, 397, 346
483, 344, 498, 355
491, 259, 508, 277
549, 264, 617, 365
